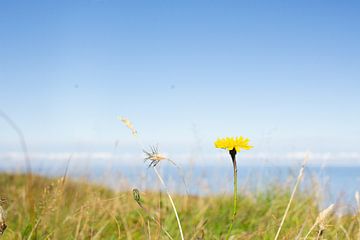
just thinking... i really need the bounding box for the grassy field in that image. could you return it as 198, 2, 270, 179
0, 172, 359, 239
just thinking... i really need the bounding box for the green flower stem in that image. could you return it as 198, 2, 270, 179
226, 148, 237, 240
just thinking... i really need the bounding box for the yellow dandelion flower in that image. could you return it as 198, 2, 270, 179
214, 136, 253, 238
214, 136, 253, 152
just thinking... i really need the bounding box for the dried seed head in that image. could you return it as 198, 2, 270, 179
143, 145, 167, 167
355, 191, 360, 211
316, 204, 335, 229
0, 206, 6, 235
118, 116, 137, 135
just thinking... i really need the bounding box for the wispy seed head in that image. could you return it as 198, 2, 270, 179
316, 204, 335, 229
118, 116, 137, 136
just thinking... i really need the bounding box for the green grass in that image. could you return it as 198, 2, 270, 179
0, 173, 358, 239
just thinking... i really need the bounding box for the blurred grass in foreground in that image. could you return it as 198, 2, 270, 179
0, 173, 358, 239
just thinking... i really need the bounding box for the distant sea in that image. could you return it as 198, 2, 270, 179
1, 160, 359, 209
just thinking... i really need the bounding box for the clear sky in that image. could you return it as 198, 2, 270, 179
1, 1, 360, 164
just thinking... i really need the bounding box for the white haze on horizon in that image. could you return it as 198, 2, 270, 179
1, 150, 360, 167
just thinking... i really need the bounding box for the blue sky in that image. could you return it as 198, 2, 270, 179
1, 1, 360, 163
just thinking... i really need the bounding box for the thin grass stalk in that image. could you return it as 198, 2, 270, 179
225, 149, 237, 240
304, 222, 317, 239
112, 214, 122, 238
158, 191, 162, 238
340, 225, 351, 240
0, 110, 34, 218
147, 220, 151, 240
274, 156, 308, 240
26, 219, 41, 240
356, 191, 360, 239
153, 166, 184, 240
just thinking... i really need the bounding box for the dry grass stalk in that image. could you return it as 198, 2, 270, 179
339, 225, 351, 240
153, 166, 184, 240
274, 154, 309, 240
355, 191, 360, 239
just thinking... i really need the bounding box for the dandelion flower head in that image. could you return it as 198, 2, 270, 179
214, 136, 253, 152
